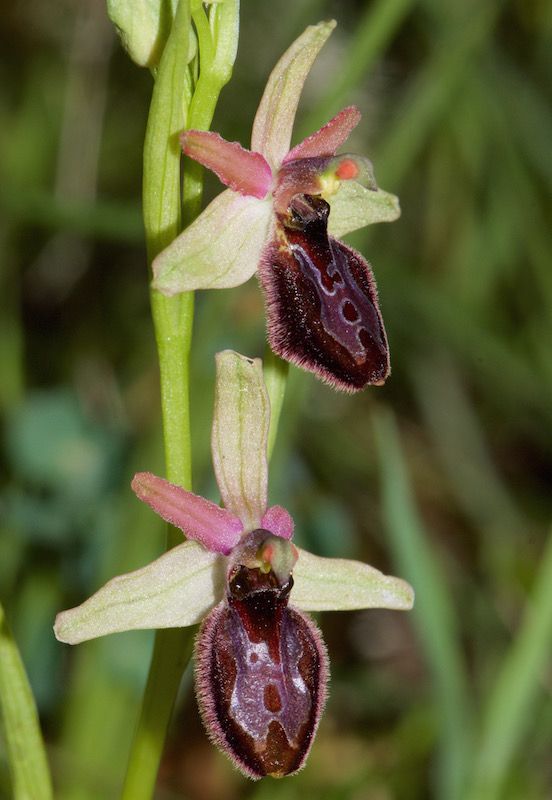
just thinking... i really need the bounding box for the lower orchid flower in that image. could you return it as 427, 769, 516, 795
151, 21, 401, 393
55, 351, 413, 778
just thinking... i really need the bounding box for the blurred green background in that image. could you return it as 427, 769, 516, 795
1, 0, 552, 798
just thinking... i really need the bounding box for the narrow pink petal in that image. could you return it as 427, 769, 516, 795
283, 106, 361, 162
261, 505, 294, 540
131, 472, 243, 555
181, 131, 272, 199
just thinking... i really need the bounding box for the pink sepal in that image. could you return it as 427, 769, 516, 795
181, 130, 273, 199
131, 472, 243, 555
261, 505, 294, 540
283, 106, 361, 162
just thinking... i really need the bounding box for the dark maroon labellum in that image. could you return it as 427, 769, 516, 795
195, 530, 328, 779
259, 193, 389, 392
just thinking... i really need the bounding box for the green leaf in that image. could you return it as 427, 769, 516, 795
291, 547, 414, 611
0, 601, 53, 800
467, 527, 552, 800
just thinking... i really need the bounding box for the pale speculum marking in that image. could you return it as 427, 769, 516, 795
229, 616, 310, 746
290, 242, 374, 362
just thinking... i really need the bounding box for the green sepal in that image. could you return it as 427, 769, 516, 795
212, 351, 271, 530
291, 547, 414, 611
54, 543, 223, 643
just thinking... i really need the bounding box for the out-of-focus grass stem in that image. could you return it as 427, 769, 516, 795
467, 528, 552, 800
299, 0, 415, 137
0, 227, 24, 411
373, 408, 473, 800
0, 601, 53, 800
377, 0, 500, 187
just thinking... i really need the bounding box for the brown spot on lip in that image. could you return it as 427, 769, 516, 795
264, 683, 282, 713
342, 300, 359, 322
358, 328, 372, 349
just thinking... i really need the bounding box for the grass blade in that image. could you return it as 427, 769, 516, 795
0, 601, 53, 800
372, 408, 473, 800
467, 527, 552, 800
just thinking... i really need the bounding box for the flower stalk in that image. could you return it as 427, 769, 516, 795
54, 8, 410, 791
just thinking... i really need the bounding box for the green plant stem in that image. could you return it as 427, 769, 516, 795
121, 3, 239, 797
121, 3, 193, 798
0, 601, 53, 800
150, 292, 194, 505
182, 0, 239, 225
467, 527, 552, 800
120, 627, 195, 800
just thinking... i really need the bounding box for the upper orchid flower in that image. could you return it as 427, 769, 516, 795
55, 351, 413, 778
152, 21, 400, 393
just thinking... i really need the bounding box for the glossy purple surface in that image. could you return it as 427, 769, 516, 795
195, 531, 328, 778
260, 194, 389, 392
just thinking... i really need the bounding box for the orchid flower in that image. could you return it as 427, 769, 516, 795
55, 351, 413, 778
152, 21, 400, 393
